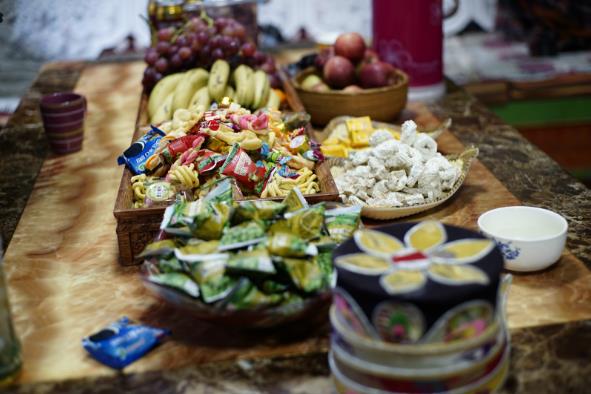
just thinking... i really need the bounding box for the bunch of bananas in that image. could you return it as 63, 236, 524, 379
148, 60, 281, 124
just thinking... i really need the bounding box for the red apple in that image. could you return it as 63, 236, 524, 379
323, 56, 356, 89
315, 46, 335, 71
334, 32, 366, 63
358, 61, 393, 88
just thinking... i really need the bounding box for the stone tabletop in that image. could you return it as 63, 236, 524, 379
1, 61, 590, 394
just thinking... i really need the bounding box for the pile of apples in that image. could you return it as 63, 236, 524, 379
302, 32, 398, 92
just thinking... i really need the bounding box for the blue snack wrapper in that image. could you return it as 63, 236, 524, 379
82, 317, 170, 369
117, 126, 165, 174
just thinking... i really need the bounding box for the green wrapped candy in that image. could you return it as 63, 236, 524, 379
267, 232, 318, 257
160, 201, 193, 236
226, 248, 276, 276
312, 236, 338, 253
233, 200, 287, 222
324, 206, 361, 243
139, 239, 177, 258
284, 204, 325, 240
282, 187, 308, 212
219, 221, 266, 251
157, 256, 184, 273
259, 279, 290, 294
191, 200, 233, 240
189, 258, 237, 303
225, 278, 284, 310
202, 177, 233, 205
179, 240, 220, 255
148, 272, 200, 298
315, 251, 334, 287
276, 257, 325, 293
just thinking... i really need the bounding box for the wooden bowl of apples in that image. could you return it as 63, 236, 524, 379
292, 33, 408, 126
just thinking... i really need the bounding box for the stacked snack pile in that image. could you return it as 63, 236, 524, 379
118, 97, 324, 208
141, 184, 361, 310
329, 119, 462, 208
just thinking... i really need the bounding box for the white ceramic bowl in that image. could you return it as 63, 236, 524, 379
477, 206, 567, 272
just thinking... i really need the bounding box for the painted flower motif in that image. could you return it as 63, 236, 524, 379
495, 240, 520, 260
335, 221, 495, 295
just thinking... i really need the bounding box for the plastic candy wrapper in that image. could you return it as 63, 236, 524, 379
284, 204, 325, 240
275, 257, 325, 293
225, 278, 284, 310
220, 144, 270, 191
219, 221, 266, 251
82, 317, 169, 369
267, 233, 318, 258
188, 257, 237, 303
117, 126, 165, 174
138, 239, 177, 258
195, 150, 226, 175
233, 200, 287, 223
226, 248, 276, 276
148, 272, 200, 298
144, 180, 176, 207
282, 187, 309, 212
324, 206, 362, 244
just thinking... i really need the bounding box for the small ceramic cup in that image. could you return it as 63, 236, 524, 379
40, 92, 87, 154
478, 206, 567, 272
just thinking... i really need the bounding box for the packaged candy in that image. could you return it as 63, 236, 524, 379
312, 236, 338, 253
192, 201, 232, 240
276, 257, 325, 293
219, 221, 266, 251
284, 204, 325, 240
160, 201, 194, 236
226, 249, 276, 276
139, 239, 177, 258
225, 278, 284, 310
324, 206, 362, 243
202, 177, 234, 205
161, 134, 206, 163
147, 272, 200, 298
195, 150, 226, 174
260, 143, 291, 165
178, 240, 220, 255
259, 279, 290, 294
82, 317, 170, 369
267, 232, 318, 257
282, 187, 308, 212
144, 180, 176, 207
117, 126, 165, 174
315, 251, 335, 287
289, 135, 310, 154
233, 200, 287, 223
282, 112, 311, 131
157, 256, 184, 273
189, 257, 237, 303
220, 144, 269, 190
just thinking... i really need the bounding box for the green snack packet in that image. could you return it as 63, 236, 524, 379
174, 248, 228, 263
192, 200, 233, 240
219, 221, 266, 251
284, 204, 325, 240
267, 232, 318, 257
324, 206, 361, 244
160, 201, 193, 236
282, 187, 308, 213
139, 239, 177, 258
203, 177, 234, 205
157, 256, 184, 273
148, 272, 200, 298
276, 257, 325, 293
225, 278, 284, 310
312, 236, 338, 253
234, 200, 287, 222
190, 258, 237, 303
226, 249, 276, 276
259, 279, 290, 294
315, 251, 335, 287
179, 240, 220, 255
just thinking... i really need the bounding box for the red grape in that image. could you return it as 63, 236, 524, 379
179, 46, 191, 60
154, 72, 163, 82
175, 35, 188, 48
212, 48, 224, 60
157, 27, 174, 42
230, 24, 246, 40
210, 35, 223, 49
225, 38, 240, 55
261, 60, 276, 74
155, 58, 169, 73
156, 41, 171, 55
144, 49, 158, 65
214, 17, 229, 32
241, 42, 256, 57
196, 31, 209, 45
170, 53, 183, 68
254, 51, 267, 65
188, 17, 206, 32
170, 45, 179, 54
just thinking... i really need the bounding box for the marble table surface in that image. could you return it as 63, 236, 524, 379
0, 60, 590, 394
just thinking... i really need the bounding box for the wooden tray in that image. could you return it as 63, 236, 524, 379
113, 72, 339, 265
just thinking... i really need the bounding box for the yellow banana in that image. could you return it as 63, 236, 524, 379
264, 89, 281, 110
150, 91, 174, 124
252, 70, 270, 110
224, 85, 235, 101
208, 59, 230, 102
171, 68, 209, 113
148, 72, 184, 118
233, 65, 255, 108
189, 86, 210, 110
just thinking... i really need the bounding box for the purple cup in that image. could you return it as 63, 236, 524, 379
40, 92, 86, 154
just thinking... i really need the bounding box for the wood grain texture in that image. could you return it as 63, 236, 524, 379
3, 62, 591, 387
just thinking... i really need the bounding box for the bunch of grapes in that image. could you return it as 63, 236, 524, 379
142, 15, 280, 91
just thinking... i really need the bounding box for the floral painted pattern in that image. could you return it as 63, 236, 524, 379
335, 221, 495, 295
